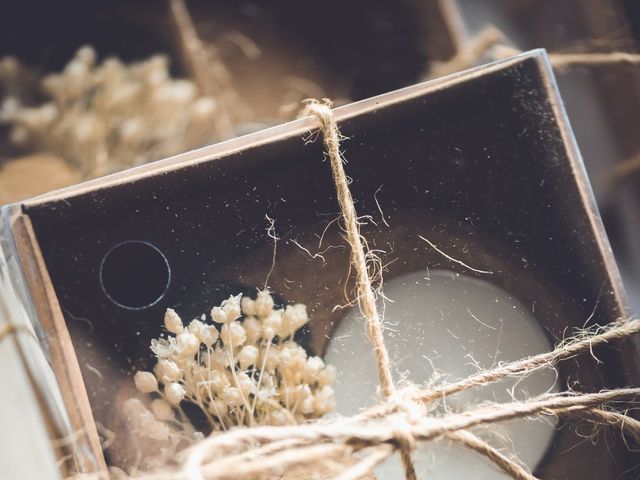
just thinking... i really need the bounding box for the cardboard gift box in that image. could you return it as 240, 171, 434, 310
1, 50, 638, 478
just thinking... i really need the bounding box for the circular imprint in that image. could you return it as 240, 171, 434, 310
99, 241, 171, 310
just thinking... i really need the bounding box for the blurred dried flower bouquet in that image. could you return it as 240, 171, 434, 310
4, 46, 225, 175
116, 291, 336, 472
0, 46, 226, 202
0, 0, 258, 204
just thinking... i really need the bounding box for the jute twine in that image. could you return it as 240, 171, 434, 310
300, 100, 417, 480
119, 101, 640, 480
426, 26, 640, 81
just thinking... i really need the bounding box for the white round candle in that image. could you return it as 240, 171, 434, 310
325, 269, 558, 479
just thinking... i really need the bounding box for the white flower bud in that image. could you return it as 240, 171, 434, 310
188, 319, 204, 337
263, 326, 276, 340
199, 324, 219, 347
261, 373, 275, 391
119, 117, 143, 141
150, 398, 174, 421
282, 304, 308, 335
280, 343, 306, 370
304, 356, 325, 382
318, 364, 336, 387
243, 316, 261, 344
209, 370, 229, 393
37, 103, 58, 124
210, 348, 228, 369
153, 81, 196, 105
222, 294, 242, 322
264, 311, 283, 337
76, 46, 96, 66
313, 385, 336, 415
150, 337, 175, 358
134, 371, 158, 393
236, 372, 256, 396
295, 384, 312, 405
211, 306, 228, 324
255, 290, 274, 317
238, 345, 259, 370
165, 382, 186, 405
176, 332, 200, 357
164, 308, 183, 334
241, 297, 256, 316
221, 321, 246, 347
154, 359, 182, 383
301, 396, 314, 415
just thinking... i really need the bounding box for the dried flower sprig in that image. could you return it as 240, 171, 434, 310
123, 291, 335, 468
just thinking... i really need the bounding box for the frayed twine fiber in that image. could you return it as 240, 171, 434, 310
107, 102, 640, 480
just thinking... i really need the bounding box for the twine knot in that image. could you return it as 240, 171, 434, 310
389, 414, 418, 453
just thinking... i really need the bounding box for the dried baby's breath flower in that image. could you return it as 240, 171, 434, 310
164, 308, 184, 334
211, 348, 228, 369
222, 294, 242, 321
318, 364, 336, 387
238, 345, 259, 369
255, 289, 275, 317
154, 359, 182, 384
128, 290, 336, 469
210, 305, 227, 324
221, 321, 247, 346
243, 316, 261, 344
165, 382, 187, 405
241, 297, 256, 316
176, 332, 200, 357
199, 324, 219, 346
150, 337, 175, 358
134, 371, 158, 393
212, 294, 243, 324
187, 319, 204, 337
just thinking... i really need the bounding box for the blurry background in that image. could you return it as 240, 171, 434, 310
1, 0, 640, 312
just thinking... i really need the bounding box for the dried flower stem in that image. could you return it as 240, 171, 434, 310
427, 26, 504, 79
168, 0, 238, 140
